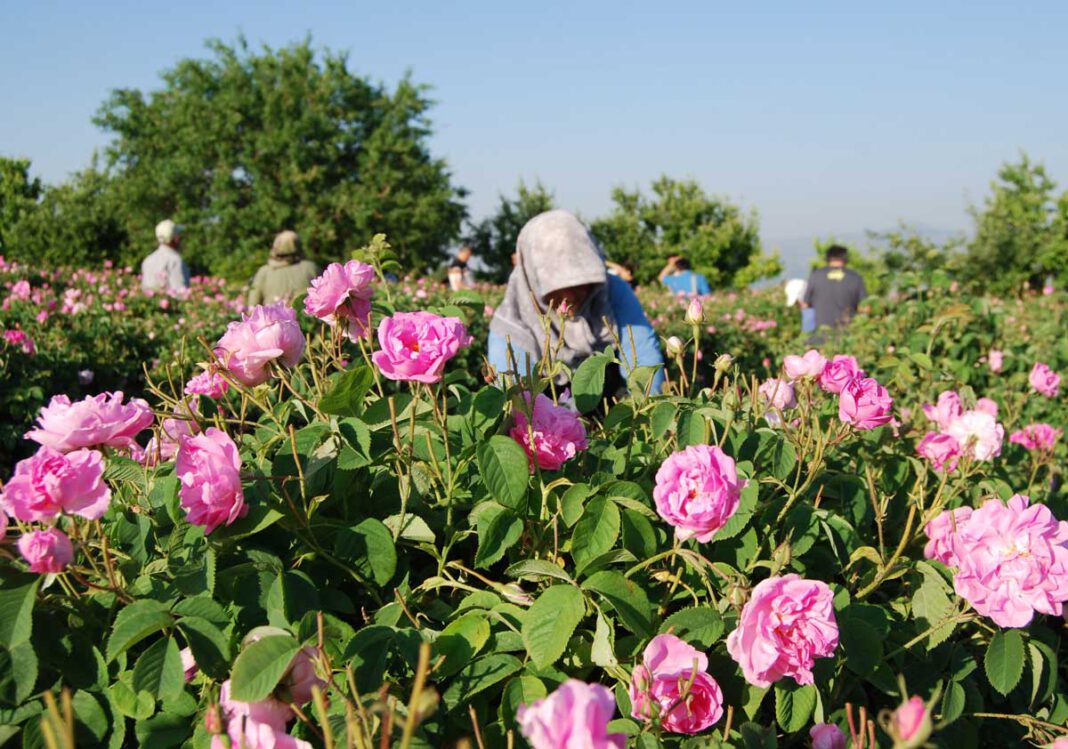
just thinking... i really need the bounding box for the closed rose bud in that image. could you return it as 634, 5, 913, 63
714, 353, 734, 372
685, 298, 704, 325
891, 696, 931, 749
665, 336, 684, 357
203, 704, 222, 735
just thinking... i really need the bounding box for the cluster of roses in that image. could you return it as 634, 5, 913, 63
915, 390, 1004, 472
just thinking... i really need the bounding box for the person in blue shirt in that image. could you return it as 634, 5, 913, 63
658, 255, 711, 296
487, 210, 665, 403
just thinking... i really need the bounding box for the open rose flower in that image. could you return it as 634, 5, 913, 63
510, 393, 588, 471
18, 528, 74, 574
629, 634, 723, 734
218, 679, 294, 733
1030, 362, 1060, 397
783, 349, 827, 380
923, 506, 973, 566
653, 445, 743, 543
838, 376, 893, 429
214, 302, 306, 387
915, 432, 961, 473
372, 311, 472, 383
1009, 423, 1061, 453
25, 391, 153, 453
185, 369, 230, 399
726, 574, 838, 687
819, 355, 864, 394
176, 428, 246, 535
517, 680, 625, 749
1, 446, 111, 521
303, 260, 376, 341
944, 409, 1003, 461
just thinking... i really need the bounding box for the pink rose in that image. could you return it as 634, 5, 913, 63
838, 377, 893, 430
176, 428, 247, 535
214, 302, 306, 387
25, 391, 153, 453
510, 393, 588, 472
1030, 362, 1060, 397
944, 410, 1003, 461
923, 506, 973, 566
185, 370, 230, 399
219, 679, 293, 731
210, 718, 311, 749
988, 349, 1003, 373
303, 260, 376, 341
653, 445, 743, 543
759, 378, 797, 411
371, 311, 472, 383
146, 401, 201, 465
975, 397, 998, 417
783, 349, 828, 380
180, 647, 198, 682
516, 680, 625, 749
819, 355, 864, 394
685, 298, 704, 325
1, 446, 111, 521
629, 634, 723, 734
281, 647, 325, 706
1010, 423, 1061, 452
726, 574, 838, 687
915, 432, 961, 473
922, 391, 962, 432
810, 723, 847, 749
18, 528, 74, 573
891, 696, 931, 748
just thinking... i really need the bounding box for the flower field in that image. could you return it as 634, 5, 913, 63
2, 244, 1068, 748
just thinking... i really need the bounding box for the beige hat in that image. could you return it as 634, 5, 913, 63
155, 219, 182, 245
271, 230, 301, 259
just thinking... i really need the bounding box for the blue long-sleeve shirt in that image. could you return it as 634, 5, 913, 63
487, 275, 665, 394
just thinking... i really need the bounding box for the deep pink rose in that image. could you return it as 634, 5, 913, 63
810, 723, 847, 749
210, 718, 311, 749
629, 634, 723, 734
25, 391, 153, 453
185, 370, 230, 399
18, 528, 74, 573
653, 445, 743, 543
371, 311, 472, 383
219, 679, 293, 731
783, 349, 827, 380
1030, 362, 1060, 397
282, 647, 325, 706
838, 377, 893, 429
944, 410, 1003, 461
1010, 423, 1061, 452
988, 349, 1004, 373
175, 428, 247, 535
303, 260, 376, 341
915, 432, 961, 473
726, 574, 838, 687
892, 696, 931, 747
818, 355, 864, 394
923, 506, 973, 566
517, 680, 625, 749
759, 378, 796, 411
510, 393, 588, 472
1, 446, 111, 521
922, 391, 962, 432
214, 302, 306, 387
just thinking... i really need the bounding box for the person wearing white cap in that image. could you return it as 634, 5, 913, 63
141, 219, 190, 293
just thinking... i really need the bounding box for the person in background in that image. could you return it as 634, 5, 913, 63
448, 245, 475, 291
488, 210, 665, 402
658, 255, 711, 296
801, 244, 866, 333
784, 278, 816, 333
605, 260, 637, 289
141, 219, 190, 293
246, 230, 319, 306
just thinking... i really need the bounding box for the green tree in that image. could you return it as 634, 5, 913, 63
589, 176, 780, 288
865, 223, 963, 291
91, 37, 466, 279
0, 157, 42, 252
466, 180, 555, 282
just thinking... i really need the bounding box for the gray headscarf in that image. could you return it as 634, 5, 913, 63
489, 210, 616, 373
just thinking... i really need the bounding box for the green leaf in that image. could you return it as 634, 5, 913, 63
383, 513, 436, 543
939, 680, 966, 725
72, 691, 109, 744
715, 479, 758, 542
435, 612, 491, 678
839, 616, 882, 677
320, 365, 374, 417
582, 570, 653, 638
175, 617, 229, 680
774, 682, 816, 732
0, 641, 38, 706
911, 566, 956, 650
522, 585, 585, 668
229, 635, 301, 703
659, 606, 724, 648
109, 677, 156, 720
134, 712, 190, 748
501, 676, 546, 727
985, 630, 1025, 696
505, 560, 573, 584
471, 387, 506, 433
572, 496, 620, 569
266, 571, 321, 629
107, 601, 174, 662
766, 438, 797, 481
591, 612, 618, 668
442, 653, 523, 710
476, 435, 530, 510
132, 637, 185, 702
475, 504, 524, 569
572, 354, 612, 413
335, 519, 397, 586
0, 573, 38, 647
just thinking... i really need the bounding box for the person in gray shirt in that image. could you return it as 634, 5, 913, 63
141, 219, 190, 293
802, 244, 866, 333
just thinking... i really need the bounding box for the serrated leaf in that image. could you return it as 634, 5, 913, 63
229, 635, 301, 703
659, 606, 724, 648
442, 653, 522, 710
477, 435, 530, 510
985, 630, 1025, 696
582, 570, 653, 638
175, 617, 229, 680
435, 612, 491, 678
572, 496, 620, 568
505, 560, 573, 584
572, 354, 612, 413
501, 676, 547, 727
911, 570, 956, 649
591, 612, 618, 668
522, 585, 585, 668
775, 682, 816, 732
0, 574, 38, 647
132, 637, 184, 702
383, 513, 436, 543
319, 366, 374, 417
335, 519, 397, 586
107, 601, 174, 662
475, 504, 524, 568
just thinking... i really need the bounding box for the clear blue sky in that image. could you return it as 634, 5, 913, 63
3, 1, 1067, 273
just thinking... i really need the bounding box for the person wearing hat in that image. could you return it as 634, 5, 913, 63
141, 219, 190, 292
246, 230, 320, 306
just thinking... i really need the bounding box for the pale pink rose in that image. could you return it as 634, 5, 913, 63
629, 634, 723, 734
510, 393, 588, 472
210, 718, 311, 749
923, 506, 974, 566
303, 260, 376, 341
1049, 739, 1068, 749
371, 311, 472, 383
25, 391, 153, 453
1, 446, 111, 521
653, 445, 743, 543
975, 397, 998, 417
18, 528, 74, 573
219, 680, 293, 731
180, 647, 198, 682
922, 391, 962, 432
944, 410, 1003, 461
726, 574, 838, 687
517, 680, 625, 749
988, 349, 1004, 373
1010, 423, 1061, 452
783, 349, 828, 380
281, 647, 325, 706
664, 336, 684, 357
175, 428, 247, 535
838, 377, 893, 430
759, 378, 796, 411
214, 302, 306, 387
685, 298, 704, 325
915, 432, 961, 473
146, 401, 201, 465
892, 696, 931, 747
810, 723, 847, 749
818, 355, 864, 394
1030, 362, 1060, 397
185, 370, 230, 399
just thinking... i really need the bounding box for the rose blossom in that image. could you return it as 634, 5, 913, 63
759, 378, 796, 411
726, 574, 838, 687
944, 409, 1003, 461
652, 445, 743, 543
146, 400, 201, 465
915, 432, 961, 473
891, 696, 931, 748
810, 723, 847, 749
185, 370, 230, 399
25, 391, 153, 453
516, 680, 625, 749
175, 428, 246, 535
210, 717, 311, 749
783, 349, 827, 380
922, 391, 961, 431
214, 302, 306, 387
629, 634, 723, 734
975, 397, 998, 417
180, 647, 198, 682
1, 446, 111, 521
371, 311, 472, 383
281, 647, 325, 705
988, 349, 1004, 373
303, 260, 376, 341
218, 680, 294, 732
838, 377, 893, 429
922, 506, 973, 566
17, 528, 74, 573
1030, 362, 1060, 397
818, 354, 864, 394
510, 393, 588, 472
1010, 423, 1061, 452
